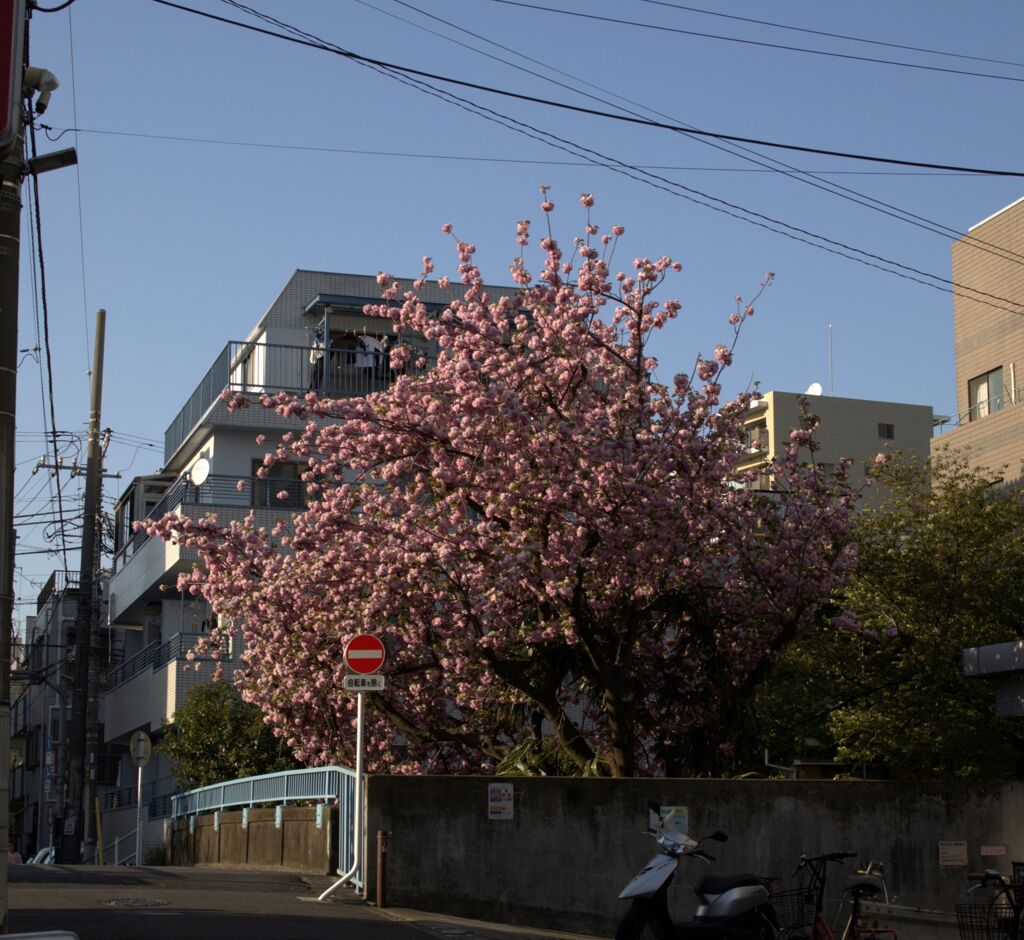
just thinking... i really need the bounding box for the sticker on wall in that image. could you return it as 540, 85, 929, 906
659, 806, 690, 838
981, 845, 1007, 857
939, 841, 968, 866
488, 782, 514, 820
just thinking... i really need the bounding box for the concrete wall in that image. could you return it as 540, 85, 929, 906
171, 806, 336, 875
363, 777, 1024, 937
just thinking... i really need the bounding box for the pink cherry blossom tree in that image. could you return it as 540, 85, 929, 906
145, 195, 857, 777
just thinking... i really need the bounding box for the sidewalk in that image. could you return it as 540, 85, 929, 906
9, 865, 605, 940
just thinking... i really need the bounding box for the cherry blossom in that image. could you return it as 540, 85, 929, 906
144, 196, 856, 777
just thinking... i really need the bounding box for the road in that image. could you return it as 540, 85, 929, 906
8, 865, 601, 940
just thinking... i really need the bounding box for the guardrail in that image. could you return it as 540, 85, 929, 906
172, 766, 360, 885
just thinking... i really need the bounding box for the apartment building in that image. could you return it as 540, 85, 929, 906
932, 196, 1024, 482
100, 270, 516, 851
10, 571, 127, 859
739, 390, 934, 495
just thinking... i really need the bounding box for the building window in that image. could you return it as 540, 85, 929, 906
878, 423, 895, 440
968, 367, 1003, 422
251, 460, 303, 509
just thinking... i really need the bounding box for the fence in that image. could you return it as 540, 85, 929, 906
171, 766, 360, 884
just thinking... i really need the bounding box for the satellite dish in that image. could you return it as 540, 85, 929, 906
189, 458, 210, 487
804, 382, 823, 396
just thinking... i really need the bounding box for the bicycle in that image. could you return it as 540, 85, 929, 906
771, 853, 896, 940
956, 870, 1023, 940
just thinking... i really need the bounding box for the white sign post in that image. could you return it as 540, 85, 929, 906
129, 731, 152, 866
316, 635, 387, 901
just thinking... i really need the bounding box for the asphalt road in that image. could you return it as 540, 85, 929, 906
8, 865, 601, 940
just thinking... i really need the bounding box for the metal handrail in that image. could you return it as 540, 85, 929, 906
934, 384, 1023, 434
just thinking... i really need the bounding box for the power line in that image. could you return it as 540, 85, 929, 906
26, 116, 72, 570
368, 0, 1024, 272
67, 1, 92, 378
486, 0, 1024, 86
207, 1, 1024, 316
639, 0, 1024, 70
148, 0, 1024, 178
38, 124, 999, 176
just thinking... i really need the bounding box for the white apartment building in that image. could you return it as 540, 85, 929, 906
100, 270, 514, 853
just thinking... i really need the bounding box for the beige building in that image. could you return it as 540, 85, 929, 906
931, 197, 1024, 482
739, 390, 934, 493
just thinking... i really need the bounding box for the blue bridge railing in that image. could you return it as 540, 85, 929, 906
171, 766, 360, 885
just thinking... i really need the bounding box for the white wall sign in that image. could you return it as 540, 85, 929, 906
980, 845, 1007, 857
660, 806, 690, 838
939, 841, 968, 866
488, 782, 514, 820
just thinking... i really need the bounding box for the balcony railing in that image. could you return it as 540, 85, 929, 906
113, 473, 304, 571
934, 384, 1023, 435
165, 340, 436, 463
102, 773, 179, 815
105, 631, 227, 691
36, 570, 80, 612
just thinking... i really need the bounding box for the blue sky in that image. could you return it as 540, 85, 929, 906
12, 0, 1024, 626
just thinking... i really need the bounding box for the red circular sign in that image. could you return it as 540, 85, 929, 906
343, 634, 387, 675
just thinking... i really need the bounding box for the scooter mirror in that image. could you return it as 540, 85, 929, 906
706, 831, 729, 842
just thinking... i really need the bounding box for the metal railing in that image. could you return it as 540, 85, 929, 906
165, 339, 436, 462
934, 384, 1023, 434
36, 570, 80, 612
113, 473, 304, 570
171, 765, 360, 885
105, 632, 227, 691
102, 774, 178, 814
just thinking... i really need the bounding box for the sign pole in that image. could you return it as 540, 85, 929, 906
135, 763, 143, 866
128, 731, 152, 866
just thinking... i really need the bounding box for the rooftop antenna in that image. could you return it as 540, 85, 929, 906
828, 323, 834, 396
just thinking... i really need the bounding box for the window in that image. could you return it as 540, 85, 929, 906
251, 460, 304, 509
968, 367, 1003, 422
878, 423, 895, 440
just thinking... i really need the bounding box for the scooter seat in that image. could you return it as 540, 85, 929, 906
696, 873, 765, 895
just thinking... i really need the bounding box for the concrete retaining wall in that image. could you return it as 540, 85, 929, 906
363, 777, 1024, 937
171, 806, 336, 874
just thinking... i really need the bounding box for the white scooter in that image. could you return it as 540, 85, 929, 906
616, 802, 780, 939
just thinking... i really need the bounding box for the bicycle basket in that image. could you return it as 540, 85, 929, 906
955, 900, 1019, 940
772, 887, 816, 930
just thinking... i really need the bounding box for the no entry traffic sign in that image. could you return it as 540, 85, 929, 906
343, 634, 387, 675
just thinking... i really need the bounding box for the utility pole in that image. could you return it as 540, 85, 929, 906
67, 309, 105, 864
0, 0, 28, 925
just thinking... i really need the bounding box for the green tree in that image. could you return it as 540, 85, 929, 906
158, 682, 298, 789
757, 454, 1024, 778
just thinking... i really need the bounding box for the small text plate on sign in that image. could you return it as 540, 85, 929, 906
343, 674, 385, 692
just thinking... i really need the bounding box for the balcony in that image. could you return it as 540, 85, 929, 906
933, 383, 1023, 435
164, 340, 435, 464
113, 473, 305, 573
102, 632, 233, 742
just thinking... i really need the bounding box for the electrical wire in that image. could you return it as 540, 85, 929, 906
149, 0, 1024, 178
486, 0, 1024, 86
370, 0, 1024, 272
206, 1, 1024, 315
39, 124, 1001, 176
67, 0, 92, 377
639, 0, 1024, 70
25, 115, 72, 570
32, 0, 79, 11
